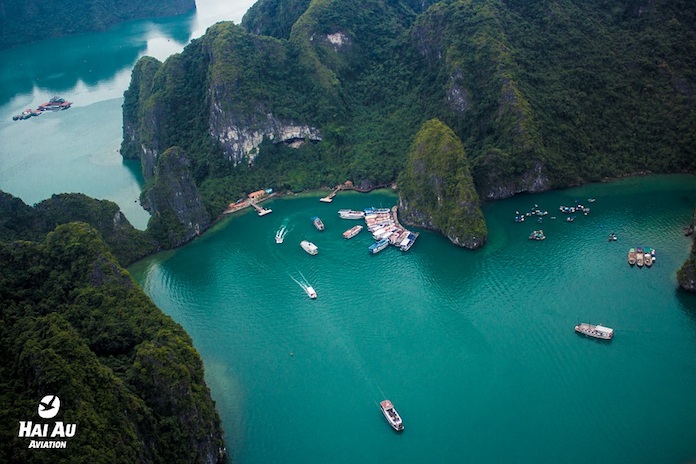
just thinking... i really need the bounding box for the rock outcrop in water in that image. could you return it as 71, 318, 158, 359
678, 206, 696, 292
398, 119, 487, 249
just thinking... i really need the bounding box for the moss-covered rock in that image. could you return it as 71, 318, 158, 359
678, 206, 696, 292
141, 147, 211, 248
0, 222, 225, 463
398, 119, 487, 249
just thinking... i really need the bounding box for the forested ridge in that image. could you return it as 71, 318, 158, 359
0, 0, 196, 50
122, 0, 695, 218
0, 213, 226, 462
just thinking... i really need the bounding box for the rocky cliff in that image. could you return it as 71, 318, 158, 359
121, 0, 696, 245
141, 146, 211, 248
678, 207, 696, 292
398, 119, 487, 249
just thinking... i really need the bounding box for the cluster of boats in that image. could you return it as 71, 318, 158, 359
12, 96, 72, 121
529, 230, 546, 241
627, 247, 656, 267
363, 207, 418, 252
514, 205, 548, 222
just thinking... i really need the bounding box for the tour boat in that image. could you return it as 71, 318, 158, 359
368, 238, 389, 254
380, 400, 404, 432
338, 209, 365, 219
575, 323, 614, 340
312, 216, 325, 231
343, 225, 363, 239
300, 240, 318, 255
628, 247, 636, 265
305, 285, 317, 299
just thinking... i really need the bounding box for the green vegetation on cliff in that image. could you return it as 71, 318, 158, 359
0, 222, 225, 463
0, 0, 196, 50
123, 0, 696, 236
399, 119, 487, 249
678, 207, 696, 292
0, 191, 157, 266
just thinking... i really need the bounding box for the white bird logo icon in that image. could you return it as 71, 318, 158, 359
38, 395, 60, 419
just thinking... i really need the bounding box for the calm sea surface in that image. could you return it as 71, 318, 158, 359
131, 176, 696, 464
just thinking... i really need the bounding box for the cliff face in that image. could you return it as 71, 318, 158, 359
398, 119, 488, 249
0, 222, 225, 464
678, 207, 696, 292
0, 0, 195, 50
122, 0, 696, 243
141, 146, 211, 248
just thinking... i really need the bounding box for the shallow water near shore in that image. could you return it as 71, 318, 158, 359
130, 174, 696, 464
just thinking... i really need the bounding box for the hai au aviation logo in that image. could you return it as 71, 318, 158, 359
18, 395, 77, 449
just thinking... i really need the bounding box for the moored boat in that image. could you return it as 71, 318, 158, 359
379, 400, 404, 432
305, 285, 317, 299
529, 230, 545, 241
312, 216, 325, 231
644, 247, 653, 267
575, 323, 614, 340
300, 240, 318, 255
368, 238, 390, 254
37, 96, 72, 111
338, 209, 365, 219
628, 247, 636, 265
636, 247, 644, 267
343, 225, 363, 239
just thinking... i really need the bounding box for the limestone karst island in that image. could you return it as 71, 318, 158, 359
1, 0, 696, 463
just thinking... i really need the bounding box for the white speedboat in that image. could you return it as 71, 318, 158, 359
380, 400, 404, 431
300, 240, 318, 255
305, 286, 317, 299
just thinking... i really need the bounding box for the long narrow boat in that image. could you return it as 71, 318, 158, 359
343, 225, 363, 239
636, 247, 644, 267
380, 400, 404, 431
628, 248, 636, 265
575, 323, 614, 340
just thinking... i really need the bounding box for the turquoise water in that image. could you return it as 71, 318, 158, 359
130, 175, 696, 464
0, 0, 257, 229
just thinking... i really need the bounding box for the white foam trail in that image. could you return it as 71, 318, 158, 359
289, 274, 308, 291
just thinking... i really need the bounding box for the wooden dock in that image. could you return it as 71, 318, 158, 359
249, 200, 272, 216
320, 186, 341, 203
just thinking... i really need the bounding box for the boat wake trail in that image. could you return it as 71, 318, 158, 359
290, 274, 309, 291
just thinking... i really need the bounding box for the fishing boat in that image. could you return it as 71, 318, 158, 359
529, 230, 545, 241
628, 247, 636, 265
305, 285, 317, 299
644, 247, 653, 267
300, 240, 318, 255
312, 216, 325, 231
368, 238, 390, 254
636, 247, 644, 267
379, 400, 404, 432
575, 323, 614, 340
338, 209, 365, 219
343, 225, 363, 239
